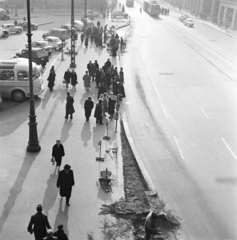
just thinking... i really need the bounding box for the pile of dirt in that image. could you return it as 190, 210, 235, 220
99, 122, 181, 239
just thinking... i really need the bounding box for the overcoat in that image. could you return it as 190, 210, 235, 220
83, 73, 91, 88
95, 70, 102, 85
27, 212, 51, 240
108, 98, 116, 115
47, 72, 56, 88
94, 103, 103, 119
97, 85, 107, 99
105, 71, 111, 88
52, 144, 65, 166
57, 170, 75, 198
64, 71, 71, 84
65, 96, 75, 115
71, 72, 77, 86
53, 229, 68, 240
84, 99, 94, 117
119, 84, 126, 98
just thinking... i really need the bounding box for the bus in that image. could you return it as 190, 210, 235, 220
0, 58, 44, 102
143, 0, 160, 16
126, 0, 134, 7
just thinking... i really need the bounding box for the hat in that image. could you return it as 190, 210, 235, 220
36, 204, 42, 211
64, 164, 71, 170
57, 225, 63, 230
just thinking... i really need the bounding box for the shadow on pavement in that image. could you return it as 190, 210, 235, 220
60, 120, 73, 144
81, 122, 92, 147
0, 151, 39, 232
0, 97, 41, 137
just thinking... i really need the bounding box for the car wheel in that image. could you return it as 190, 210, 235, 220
17, 29, 22, 34
12, 90, 26, 102
4, 32, 9, 38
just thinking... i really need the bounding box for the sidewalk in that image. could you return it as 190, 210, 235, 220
0, 21, 130, 240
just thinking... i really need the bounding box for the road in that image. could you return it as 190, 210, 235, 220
122, 3, 237, 240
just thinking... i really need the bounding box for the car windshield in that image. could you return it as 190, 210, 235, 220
32, 67, 40, 79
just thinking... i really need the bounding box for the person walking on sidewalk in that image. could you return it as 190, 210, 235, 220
43, 229, 57, 240
47, 66, 56, 92
64, 69, 71, 89
84, 97, 94, 121
71, 69, 78, 90
52, 140, 65, 172
53, 225, 68, 240
108, 97, 116, 119
94, 99, 103, 125
85, 36, 89, 48
95, 68, 102, 88
57, 164, 75, 206
65, 92, 75, 119
27, 204, 51, 240
83, 71, 91, 91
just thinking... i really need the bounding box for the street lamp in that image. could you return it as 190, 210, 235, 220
26, 0, 41, 152
70, 0, 76, 68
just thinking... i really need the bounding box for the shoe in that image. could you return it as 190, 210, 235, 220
66, 202, 70, 206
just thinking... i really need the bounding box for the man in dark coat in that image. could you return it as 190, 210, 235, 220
65, 92, 75, 119
95, 68, 101, 88
94, 99, 103, 125
84, 97, 94, 121
108, 97, 116, 118
94, 60, 99, 69
70, 69, 77, 90
52, 140, 65, 172
97, 83, 107, 99
53, 225, 68, 240
27, 204, 51, 240
47, 66, 56, 92
105, 59, 111, 70
63, 69, 71, 89
57, 164, 75, 206
105, 70, 111, 90
87, 61, 93, 75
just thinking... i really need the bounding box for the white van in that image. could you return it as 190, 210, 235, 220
0, 58, 44, 102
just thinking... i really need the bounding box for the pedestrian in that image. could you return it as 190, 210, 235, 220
105, 70, 111, 90
94, 99, 103, 125
105, 58, 112, 70
43, 229, 57, 240
97, 20, 100, 28
94, 60, 99, 69
95, 68, 101, 88
47, 66, 56, 92
14, 19, 18, 26
65, 92, 75, 119
85, 36, 89, 48
118, 82, 126, 100
145, 212, 157, 240
27, 204, 51, 240
87, 61, 93, 74
53, 225, 68, 240
102, 93, 108, 116
71, 69, 78, 90
83, 71, 91, 91
108, 97, 116, 118
52, 140, 65, 172
119, 67, 124, 81
80, 32, 85, 43
97, 83, 107, 99
57, 164, 75, 206
63, 69, 71, 89
23, 16, 26, 21
84, 97, 94, 121
120, 37, 124, 51
90, 63, 96, 82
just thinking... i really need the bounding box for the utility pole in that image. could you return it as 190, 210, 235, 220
70, 0, 76, 68
84, 0, 87, 27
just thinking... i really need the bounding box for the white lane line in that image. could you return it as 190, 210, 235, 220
138, 48, 168, 119
199, 105, 210, 119
173, 136, 184, 159
221, 137, 237, 160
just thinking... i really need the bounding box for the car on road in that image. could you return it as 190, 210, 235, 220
14, 48, 49, 67
183, 18, 194, 27
0, 13, 10, 20
69, 21, 84, 31
60, 24, 78, 40
26, 41, 54, 56
44, 36, 64, 51
82, 10, 99, 18
18, 21, 38, 30
110, 10, 129, 19
80, 17, 93, 26
1, 23, 23, 34
179, 14, 189, 22
42, 28, 70, 41
0, 27, 9, 38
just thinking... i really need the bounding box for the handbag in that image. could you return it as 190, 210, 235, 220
51, 157, 55, 165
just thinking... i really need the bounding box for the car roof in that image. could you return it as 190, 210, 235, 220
51, 28, 67, 31
45, 36, 60, 40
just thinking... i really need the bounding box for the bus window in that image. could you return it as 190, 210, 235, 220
0, 70, 14, 80
18, 71, 28, 81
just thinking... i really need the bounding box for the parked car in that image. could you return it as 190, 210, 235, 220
0, 27, 9, 38
0, 13, 9, 20
14, 48, 49, 67
26, 41, 54, 56
80, 18, 93, 26
183, 18, 194, 27
18, 21, 38, 30
72, 20, 84, 31
44, 36, 64, 51
1, 23, 23, 33
179, 14, 189, 22
110, 11, 129, 18
42, 28, 70, 41
82, 10, 99, 17
60, 24, 78, 40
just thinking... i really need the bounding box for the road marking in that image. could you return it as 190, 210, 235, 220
221, 137, 237, 160
198, 105, 210, 119
173, 136, 184, 159
161, 104, 168, 119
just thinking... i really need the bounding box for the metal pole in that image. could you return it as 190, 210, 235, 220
70, 0, 76, 68
85, 0, 87, 27
26, 0, 41, 152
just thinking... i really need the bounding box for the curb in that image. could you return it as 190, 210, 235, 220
38, 21, 54, 26
10, 16, 39, 20
122, 111, 157, 195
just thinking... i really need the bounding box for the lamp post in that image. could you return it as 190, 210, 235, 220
85, 0, 87, 27
26, 0, 41, 152
70, 0, 76, 68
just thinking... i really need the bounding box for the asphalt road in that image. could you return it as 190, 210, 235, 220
122, 3, 237, 240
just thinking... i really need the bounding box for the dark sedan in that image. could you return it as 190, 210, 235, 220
0, 14, 9, 20
18, 21, 38, 30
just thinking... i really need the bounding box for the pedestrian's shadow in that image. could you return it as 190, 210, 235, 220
83, 48, 88, 54
53, 198, 69, 237
60, 120, 73, 144
42, 168, 58, 215
93, 125, 106, 152
41, 90, 53, 109
79, 91, 90, 107
81, 122, 92, 147
0, 151, 39, 232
